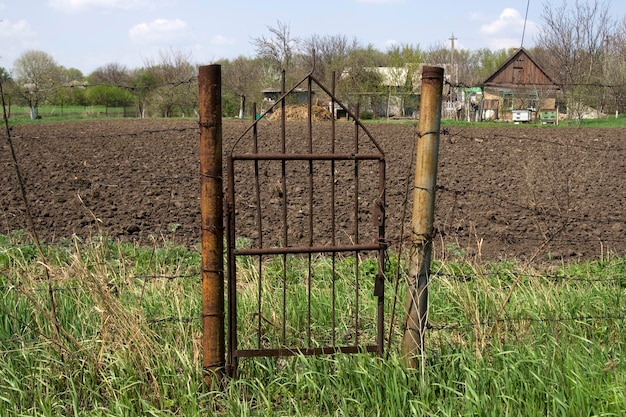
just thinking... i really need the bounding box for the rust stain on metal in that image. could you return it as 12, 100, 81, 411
225, 69, 387, 377
199, 64, 225, 385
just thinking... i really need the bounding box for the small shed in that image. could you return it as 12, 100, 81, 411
481, 48, 560, 122
261, 88, 313, 112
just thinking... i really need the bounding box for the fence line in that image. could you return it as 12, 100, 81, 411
8, 77, 626, 96
428, 313, 626, 332
3, 119, 625, 351
1, 311, 624, 343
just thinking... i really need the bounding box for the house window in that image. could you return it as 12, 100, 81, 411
502, 91, 514, 110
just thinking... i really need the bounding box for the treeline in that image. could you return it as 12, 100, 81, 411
0, 49, 198, 120
1, 1, 625, 120
0, 45, 516, 121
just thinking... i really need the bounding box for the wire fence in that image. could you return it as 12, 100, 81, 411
1, 117, 625, 349
1, 268, 624, 333
4, 76, 626, 121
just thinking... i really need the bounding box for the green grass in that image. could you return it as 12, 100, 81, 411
7, 104, 626, 128
362, 113, 626, 128
1, 234, 624, 416
6, 105, 136, 125
444, 114, 626, 128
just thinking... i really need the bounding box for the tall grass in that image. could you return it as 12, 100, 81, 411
1, 233, 624, 416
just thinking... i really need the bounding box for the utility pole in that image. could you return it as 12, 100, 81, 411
449, 33, 457, 85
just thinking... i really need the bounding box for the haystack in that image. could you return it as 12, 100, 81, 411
267, 104, 332, 121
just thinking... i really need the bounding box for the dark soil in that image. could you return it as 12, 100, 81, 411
2, 119, 625, 263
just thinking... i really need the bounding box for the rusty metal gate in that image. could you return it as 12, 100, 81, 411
225, 69, 387, 376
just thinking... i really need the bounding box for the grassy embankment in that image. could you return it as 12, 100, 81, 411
1, 232, 624, 416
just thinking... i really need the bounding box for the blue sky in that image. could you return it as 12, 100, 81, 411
1, 0, 624, 75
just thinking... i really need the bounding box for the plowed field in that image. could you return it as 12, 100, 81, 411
2, 119, 625, 263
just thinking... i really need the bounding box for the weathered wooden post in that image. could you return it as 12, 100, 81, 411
402, 66, 444, 368
198, 64, 225, 385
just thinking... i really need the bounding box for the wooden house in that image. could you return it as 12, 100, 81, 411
481, 48, 560, 123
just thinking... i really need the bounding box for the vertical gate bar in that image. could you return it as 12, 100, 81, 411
198, 64, 225, 385
226, 155, 237, 376
226, 71, 386, 367
331, 72, 337, 347
307, 75, 314, 347
353, 103, 360, 244
253, 102, 262, 248
280, 70, 288, 346
252, 102, 263, 348
257, 258, 263, 348
377, 159, 386, 355
353, 104, 360, 347
332, 253, 337, 347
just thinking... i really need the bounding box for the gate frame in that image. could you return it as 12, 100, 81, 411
225, 67, 387, 376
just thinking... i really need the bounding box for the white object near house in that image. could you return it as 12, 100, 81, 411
512, 109, 532, 123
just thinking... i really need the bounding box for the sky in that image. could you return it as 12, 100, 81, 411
1, 0, 625, 76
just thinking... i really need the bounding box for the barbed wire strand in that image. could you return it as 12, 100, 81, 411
2, 104, 625, 360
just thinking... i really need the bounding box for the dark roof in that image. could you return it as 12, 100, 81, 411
482, 47, 559, 90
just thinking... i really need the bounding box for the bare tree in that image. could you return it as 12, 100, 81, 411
13, 50, 61, 119
0, 66, 15, 116
252, 20, 300, 86
604, 16, 626, 115
89, 63, 131, 86
49, 67, 87, 109
130, 68, 158, 119
537, 0, 617, 120
470, 48, 512, 84
220, 56, 264, 119
338, 45, 387, 116
383, 44, 424, 118
300, 34, 360, 85
144, 48, 197, 117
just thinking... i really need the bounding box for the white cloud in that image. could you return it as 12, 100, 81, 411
129, 18, 190, 44
0, 19, 38, 69
47, 0, 147, 12
384, 39, 399, 49
480, 8, 525, 35
485, 37, 522, 50
0, 19, 36, 39
469, 12, 486, 21
210, 35, 235, 47
480, 8, 539, 49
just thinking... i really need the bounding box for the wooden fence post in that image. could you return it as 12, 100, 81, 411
198, 64, 225, 386
402, 66, 444, 368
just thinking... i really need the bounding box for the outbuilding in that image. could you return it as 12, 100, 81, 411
481, 48, 560, 123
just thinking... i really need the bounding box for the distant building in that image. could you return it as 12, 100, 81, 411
481, 48, 560, 122
338, 64, 455, 119
261, 88, 313, 113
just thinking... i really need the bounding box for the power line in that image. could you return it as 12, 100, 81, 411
521, 0, 531, 48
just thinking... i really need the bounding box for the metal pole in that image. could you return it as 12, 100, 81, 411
198, 65, 225, 385
402, 66, 444, 368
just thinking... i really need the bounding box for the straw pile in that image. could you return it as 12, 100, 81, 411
267, 104, 332, 121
